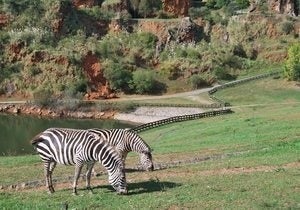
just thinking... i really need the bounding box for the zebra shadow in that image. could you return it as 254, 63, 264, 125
94, 180, 181, 195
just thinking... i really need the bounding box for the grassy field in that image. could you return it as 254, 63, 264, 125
0, 77, 299, 209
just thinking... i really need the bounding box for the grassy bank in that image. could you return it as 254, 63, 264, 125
0, 77, 299, 209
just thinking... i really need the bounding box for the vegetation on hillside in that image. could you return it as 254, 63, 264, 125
0, 0, 299, 100
284, 43, 300, 81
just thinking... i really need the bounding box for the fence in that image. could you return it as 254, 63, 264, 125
131, 70, 282, 133
131, 108, 232, 133
207, 71, 282, 106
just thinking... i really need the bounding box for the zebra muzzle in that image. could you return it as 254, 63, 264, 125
117, 188, 128, 195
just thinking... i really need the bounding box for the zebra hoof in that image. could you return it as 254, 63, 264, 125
87, 187, 94, 194
72, 192, 78, 196
47, 186, 55, 194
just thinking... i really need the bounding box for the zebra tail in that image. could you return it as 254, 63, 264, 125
30, 133, 44, 145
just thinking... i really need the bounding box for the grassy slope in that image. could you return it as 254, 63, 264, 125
0, 77, 300, 209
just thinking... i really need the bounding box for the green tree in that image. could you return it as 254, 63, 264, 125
130, 70, 158, 94
284, 43, 300, 81
103, 61, 132, 92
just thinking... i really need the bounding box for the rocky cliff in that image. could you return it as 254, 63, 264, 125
269, 0, 298, 16
162, 0, 190, 17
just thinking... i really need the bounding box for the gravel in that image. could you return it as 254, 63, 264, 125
114, 106, 205, 124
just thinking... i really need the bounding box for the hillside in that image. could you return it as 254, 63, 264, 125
0, 0, 299, 101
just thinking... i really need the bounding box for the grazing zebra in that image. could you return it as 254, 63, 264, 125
31, 128, 127, 195
88, 128, 154, 171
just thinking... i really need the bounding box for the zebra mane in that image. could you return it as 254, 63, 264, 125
126, 130, 152, 153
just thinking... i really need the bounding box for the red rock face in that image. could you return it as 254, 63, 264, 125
162, 0, 190, 17
82, 52, 114, 99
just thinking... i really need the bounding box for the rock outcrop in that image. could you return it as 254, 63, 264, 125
82, 52, 115, 99
162, 0, 190, 17
268, 0, 298, 16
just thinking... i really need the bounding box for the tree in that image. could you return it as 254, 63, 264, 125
103, 61, 132, 92
130, 70, 158, 94
284, 43, 300, 81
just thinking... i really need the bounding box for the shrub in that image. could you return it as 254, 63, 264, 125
117, 102, 138, 113
235, 0, 250, 9
32, 88, 55, 107
128, 0, 161, 18
284, 43, 300, 81
103, 61, 132, 92
130, 70, 154, 94
280, 21, 294, 35
159, 61, 182, 80
214, 67, 236, 80
232, 44, 247, 58
188, 74, 209, 89
189, 6, 211, 20
130, 70, 164, 94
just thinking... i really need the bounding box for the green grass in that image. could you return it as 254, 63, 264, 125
0, 77, 300, 209
215, 77, 300, 105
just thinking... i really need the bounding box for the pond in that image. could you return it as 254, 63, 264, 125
0, 114, 134, 156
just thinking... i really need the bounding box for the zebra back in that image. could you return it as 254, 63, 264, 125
88, 128, 154, 171
88, 128, 152, 154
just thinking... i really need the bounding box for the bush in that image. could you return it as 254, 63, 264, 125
232, 44, 247, 58
103, 61, 132, 92
130, 70, 164, 94
159, 61, 182, 80
117, 102, 138, 113
33, 88, 55, 107
281, 21, 294, 35
188, 74, 209, 89
284, 43, 300, 81
128, 0, 162, 18
235, 0, 250, 9
214, 67, 236, 80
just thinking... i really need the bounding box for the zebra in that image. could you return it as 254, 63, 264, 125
31, 128, 128, 195
88, 128, 154, 172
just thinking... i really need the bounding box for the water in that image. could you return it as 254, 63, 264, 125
0, 114, 134, 156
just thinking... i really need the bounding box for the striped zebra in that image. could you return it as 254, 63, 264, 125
88, 128, 154, 171
31, 128, 127, 195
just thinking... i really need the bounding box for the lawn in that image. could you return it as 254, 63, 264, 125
0, 77, 299, 209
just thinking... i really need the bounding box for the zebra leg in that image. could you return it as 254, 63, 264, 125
122, 153, 128, 169
44, 161, 55, 194
72, 163, 83, 195
86, 162, 95, 194
48, 162, 57, 193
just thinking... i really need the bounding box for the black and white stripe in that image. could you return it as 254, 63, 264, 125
31, 128, 127, 195
88, 128, 154, 171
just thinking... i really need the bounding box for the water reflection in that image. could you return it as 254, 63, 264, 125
0, 114, 133, 156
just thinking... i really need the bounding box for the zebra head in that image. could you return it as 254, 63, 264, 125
125, 130, 154, 171
108, 164, 128, 195
139, 150, 154, 171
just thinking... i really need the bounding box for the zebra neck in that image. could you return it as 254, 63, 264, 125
94, 142, 120, 172
131, 138, 150, 154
